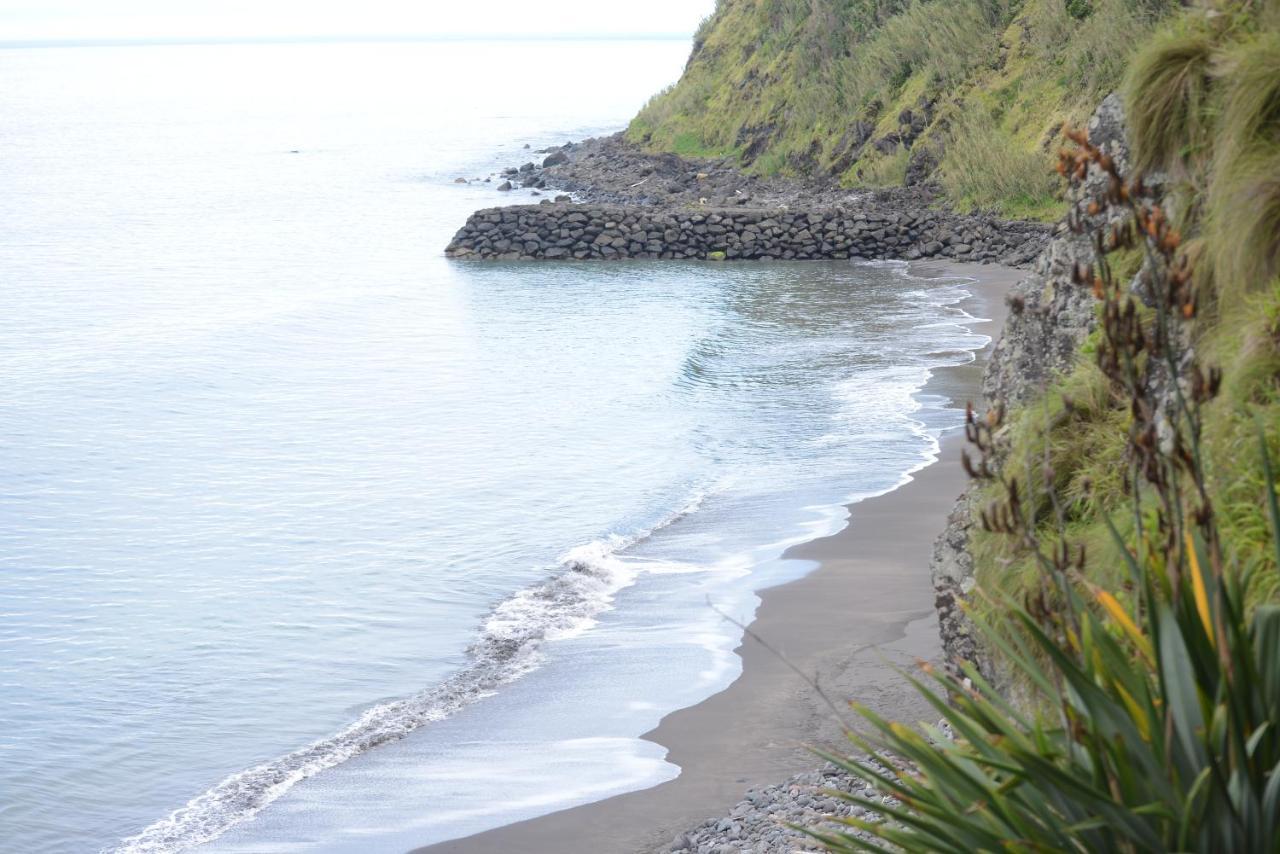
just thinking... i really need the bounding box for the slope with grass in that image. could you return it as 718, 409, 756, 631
628, 0, 1178, 220
815, 7, 1280, 848
961, 0, 1280, 635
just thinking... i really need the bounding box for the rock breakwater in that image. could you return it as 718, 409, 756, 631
445, 204, 1049, 266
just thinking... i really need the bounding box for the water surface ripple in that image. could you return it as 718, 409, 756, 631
0, 39, 988, 853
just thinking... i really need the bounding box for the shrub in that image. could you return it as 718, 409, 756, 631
1066, 0, 1093, 20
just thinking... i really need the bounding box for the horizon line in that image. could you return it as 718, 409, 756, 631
0, 32, 696, 50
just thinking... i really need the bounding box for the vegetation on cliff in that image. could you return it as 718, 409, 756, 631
628, 0, 1180, 219
817, 120, 1280, 850
804, 2, 1280, 849
970, 0, 1280, 617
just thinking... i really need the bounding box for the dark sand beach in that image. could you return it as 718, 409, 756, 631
420, 262, 1020, 854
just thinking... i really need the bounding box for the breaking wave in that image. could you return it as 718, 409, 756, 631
111, 489, 713, 854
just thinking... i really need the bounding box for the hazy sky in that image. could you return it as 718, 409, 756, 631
0, 0, 719, 43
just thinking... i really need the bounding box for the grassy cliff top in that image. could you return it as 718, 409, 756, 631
629, 0, 1178, 220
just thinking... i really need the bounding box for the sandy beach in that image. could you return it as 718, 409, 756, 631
416, 262, 1019, 854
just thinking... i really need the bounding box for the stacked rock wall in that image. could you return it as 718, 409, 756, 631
446, 204, 1049, 266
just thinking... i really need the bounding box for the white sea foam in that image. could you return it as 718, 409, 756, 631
110, 488, 715, 854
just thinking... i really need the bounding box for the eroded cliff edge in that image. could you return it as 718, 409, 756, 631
930, 93, 1133, 677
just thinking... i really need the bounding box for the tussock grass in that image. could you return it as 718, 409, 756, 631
939, 105, 1060, 215
854, 145, 909, 187
1208, 154, 1280, 299
1030, 0, 1174, 99
839, 0, 1010, 107
1206, 32, 1280, 297
1203, 279, 1280, 600
1123, 20, 1215, 176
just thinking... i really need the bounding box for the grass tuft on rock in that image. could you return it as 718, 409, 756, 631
1122, 20, 1215, 177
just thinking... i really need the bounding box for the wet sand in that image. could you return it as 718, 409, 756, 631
416, 262, 1020, 854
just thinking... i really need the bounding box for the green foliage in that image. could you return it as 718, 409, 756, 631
939, 105, 1061, 215
811, 131, 1280, 854
815, 548, 1280, 852
1030, 0, 1175, 100
838, 0, 1011, 108
1206, 31, 1280, 299
854, 146, 910, 188
1123, 21, 1215, 177
629, 0, 1174, 211
1065, 0, 1093, 20
1202, 280, 1280, 599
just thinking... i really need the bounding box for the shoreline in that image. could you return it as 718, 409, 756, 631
416, 261, 1019, 854
446, 135, 1051, 267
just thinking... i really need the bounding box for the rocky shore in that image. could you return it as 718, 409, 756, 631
446, 134, 1051, 268
665, 764, 886, 854
483, 133, 938, 210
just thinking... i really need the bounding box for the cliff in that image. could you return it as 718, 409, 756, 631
629, 0, 1178, 219
931, 93, 1133, 677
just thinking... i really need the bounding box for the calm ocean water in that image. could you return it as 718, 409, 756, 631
0, 39, 989, 853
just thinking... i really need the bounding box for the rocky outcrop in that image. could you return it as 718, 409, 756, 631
982, 93, 1131, 407
445, 204, 1049, 265
490, 133, 954, 211
929, 94, 1135, 674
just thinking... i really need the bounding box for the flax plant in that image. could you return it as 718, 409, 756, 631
807, 131, 1280, 853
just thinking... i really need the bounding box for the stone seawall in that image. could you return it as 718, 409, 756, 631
445, 204, 1050, 266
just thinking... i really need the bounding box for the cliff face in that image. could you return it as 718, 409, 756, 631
630, 0, 1176, 219
931, 94, 1132, 675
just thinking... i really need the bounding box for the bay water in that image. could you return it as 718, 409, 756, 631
0, 38, 989, 852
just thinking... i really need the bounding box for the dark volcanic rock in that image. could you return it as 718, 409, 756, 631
445, 203, 1049, 264
904, 146, 939, 187
447, 135, 1050, 266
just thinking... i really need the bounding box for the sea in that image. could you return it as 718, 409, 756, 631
0, 38, 990, 853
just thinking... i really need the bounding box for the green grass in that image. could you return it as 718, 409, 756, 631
1202, 279, 1280, 601
939, 104, 1062, 217
670, 132, 729, 158
627, 0, 1176, 217
1122, 19, 1215, 177
1206, 31, 1280, 298
853, 145, 910, 188
972, 284, 1280, 628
